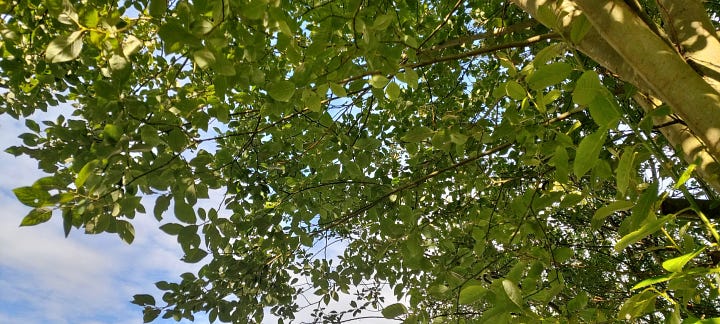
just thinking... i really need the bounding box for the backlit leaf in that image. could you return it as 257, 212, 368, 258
573, 70, 602, 105
369, 75, 389, 88
574, 129, 606, 178
381, 303, 407, 318
615, 215, 672, 252
527, 62, 572, 90
267, 80, 296, 102
616, 147, 636, 196
385, 81, 401, 100
45, 30, 84, 63
631, 273, 673, 290
401, 127, 434, 143
662, 247, 705, 272
502, 279, 523, 309
459, 285, 487, 305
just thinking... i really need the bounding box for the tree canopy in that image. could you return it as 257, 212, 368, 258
3, 0, 720, 322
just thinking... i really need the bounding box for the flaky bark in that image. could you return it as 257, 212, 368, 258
513, 0, 720, 193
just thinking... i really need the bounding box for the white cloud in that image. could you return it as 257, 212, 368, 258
0, 112, 405, 324
0, 114, 198, 324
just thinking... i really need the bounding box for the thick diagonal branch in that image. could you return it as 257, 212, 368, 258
512, 0, 720, 192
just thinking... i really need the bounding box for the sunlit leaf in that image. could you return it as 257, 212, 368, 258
662, 247, 705, 272
20, 208, 52, 226
615, 215, 673, 252
631, 273, 674, 290
13, 186, 50, 207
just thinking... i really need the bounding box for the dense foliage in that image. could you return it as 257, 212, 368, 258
2, 0, 720, 322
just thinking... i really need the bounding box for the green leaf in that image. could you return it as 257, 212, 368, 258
132, 294, 156, 306
13, 186, 50, 208
401, 127, 434, 143
81, 8, 99, 27
533, 43, 567, 65
570, 14, 592, 43
631, 273, 674, 290
303, 89, 323, 112
550, 146, 569, 184
154, 195, 171, 221
109, 54, 129, 71
267, 80, 296, 102
117, 220, 135, 244
504, 80, 527, 100
25, 119, 40, 132
244, 0, 266, 20
148, 0, 167, 18
183, 248, 208, 263
616, 147, 636, 196
567, 292, 589, 312
572, 70, 603, 105
615, 215, 672, 252
618, 290, 657, 320
20, 208, 53, 226
103, 124, 122, 143
45, 30, 84, 63
662, 247, 705, 272
450, 132, 468, 145
674, 163, 697, 190
373, 14, 394, 30
166, 128, 186, 152
75, 159, 99, 188
554, 247, 574, 263
502, 279, 523, 309
527, 62, 572, 90
459, 285, 487, 304
159, 223, 183, 235
381, 303, 407, 319
620, 183, 658, 236
588, 92, 621, 128
573, 129, 606, 178
174, 200, 196, 224
404, 68, 419, 89
329, 82, 347, 97
592, 200, 634, 230
428, 284, 449, 297
122, 35, 143, 57
369, 75, 389, 88
143, 308, 161, 323
385, 82, 401, 100
192, 48, 215, 69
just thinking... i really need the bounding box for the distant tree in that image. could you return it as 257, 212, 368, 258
2, 0, 720, 322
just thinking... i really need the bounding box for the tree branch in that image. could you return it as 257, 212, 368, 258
337, 32, 558, 85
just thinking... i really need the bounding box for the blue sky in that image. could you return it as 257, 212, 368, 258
0, 112, 399, 323
0, 112, 202, 324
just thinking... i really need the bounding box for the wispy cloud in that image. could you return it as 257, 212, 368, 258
0, 114, 198, 323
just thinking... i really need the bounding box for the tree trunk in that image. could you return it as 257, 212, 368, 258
513, 0, 720, 193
